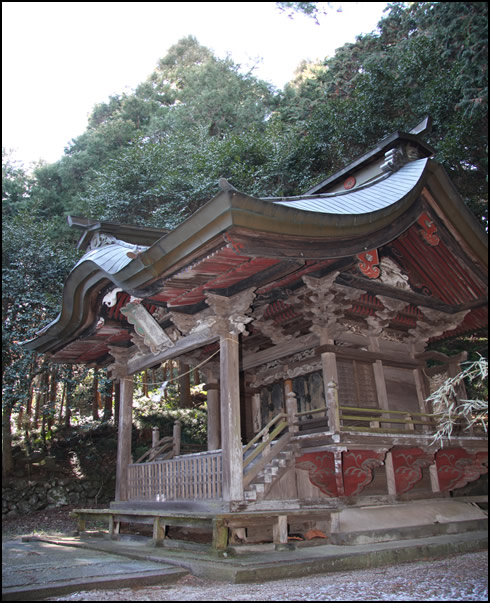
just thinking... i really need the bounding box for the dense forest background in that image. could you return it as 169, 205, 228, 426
2, 2, 488, 477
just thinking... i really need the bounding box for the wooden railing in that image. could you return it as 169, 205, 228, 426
243, 412, 291, 489
339, 405, 438, 434
134, 436, 174, 463
128, 450, 222, 501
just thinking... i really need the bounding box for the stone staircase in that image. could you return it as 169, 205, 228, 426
243, 441, 299, 502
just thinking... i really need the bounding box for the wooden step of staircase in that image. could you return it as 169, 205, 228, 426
244, 446, 298, 502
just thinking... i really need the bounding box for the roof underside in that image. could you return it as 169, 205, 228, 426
23, 154, 488, 367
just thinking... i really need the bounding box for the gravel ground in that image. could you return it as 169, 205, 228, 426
43, 551, 487, 601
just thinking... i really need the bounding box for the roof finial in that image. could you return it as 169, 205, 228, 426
219, 178, 238, 192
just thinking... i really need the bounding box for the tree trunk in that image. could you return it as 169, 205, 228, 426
103, 381, 113, 421
179, 361, 192, 408
2, 405, 14, 478
114, 381, 121, 427
64, 366, 73, 429
92, 371, 100, 420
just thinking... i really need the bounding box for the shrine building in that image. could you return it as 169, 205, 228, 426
24, 123, 488, 550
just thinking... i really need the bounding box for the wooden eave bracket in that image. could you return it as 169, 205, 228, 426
120, 301, 175, 354
356, 249, 380, 279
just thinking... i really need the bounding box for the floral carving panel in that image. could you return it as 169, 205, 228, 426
342, 450, 385, 496
436, 448, 488, 491
390, 447, 433, 494
296, 452, 338, 497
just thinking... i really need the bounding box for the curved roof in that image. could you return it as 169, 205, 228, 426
268, 158, 428, 214
22, 149, 487, 361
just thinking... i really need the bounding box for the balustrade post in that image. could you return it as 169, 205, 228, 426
150, 426, 159, 461
206, 383, 221, 450
326, 381, 341, 434
173, 420, 181, 457
285, 391, 299, 434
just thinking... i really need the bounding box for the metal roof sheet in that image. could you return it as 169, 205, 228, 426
73, 244, 134, 274
269, 158, 428, 214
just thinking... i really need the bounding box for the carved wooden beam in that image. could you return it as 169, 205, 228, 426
127, 327, 219, 375
300, 272, 367, 337
120, 301, 174, 354
367, 295, 408, 337
205, 287, 256, 336
408, 307, 469, 345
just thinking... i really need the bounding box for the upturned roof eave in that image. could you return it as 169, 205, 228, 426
22, 157, 486, 355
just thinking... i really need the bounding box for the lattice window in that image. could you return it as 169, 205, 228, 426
337, 359, 378, 408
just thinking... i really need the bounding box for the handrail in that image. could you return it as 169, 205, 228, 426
134, 436, 173, 464
243, 419, 289, 469
295, 407, 328, 418
338, 404, 439, 433
243, 432, 291, 489
242, 409, 293, 491
243, 412, 288, 454
339, 405, 442, 418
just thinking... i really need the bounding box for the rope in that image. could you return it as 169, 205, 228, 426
140, 337, 237, 388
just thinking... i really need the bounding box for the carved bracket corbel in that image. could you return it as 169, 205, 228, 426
409, 308, 469, 346
302, 273, 366, 336
205, 288, 256, 336
107, 345, 132, 381
357, 249, 380, 279
367, 295, 408, 336
417, 212, 440, 246
120, 302, 175, 354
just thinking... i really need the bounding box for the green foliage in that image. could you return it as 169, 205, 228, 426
428, 356, 488, 444
2, 204, 77, 412
276, 1, 332, 23
2, 149, 33, 217
133, 396, 207, 447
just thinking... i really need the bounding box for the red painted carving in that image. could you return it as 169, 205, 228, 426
357, 249, 380, 279
417, 212, 440, 246
223, 232, 245, 254
435, 448, 488, 491
342, 450, 385, 496
475, 451, 488, 471
296, 452, 338, 497
390, 447, 433, 494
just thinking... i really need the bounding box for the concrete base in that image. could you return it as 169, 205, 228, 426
3, 527, 486, 597
330, 499, 488, 535
2, 538, 188, 601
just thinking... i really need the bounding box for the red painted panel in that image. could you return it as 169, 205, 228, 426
390, 447, 433, 494
390, 225, 486, 306
436, 447, 488, 491
342, 450, 385, 496
296, 451, 338, 497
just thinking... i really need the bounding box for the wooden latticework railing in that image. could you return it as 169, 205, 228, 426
128, 450, 222, 501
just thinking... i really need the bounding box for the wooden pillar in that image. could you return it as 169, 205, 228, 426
173, 420, 181, 457
179, 361, 192, 408
115, 375, 134, 502
319, 327, 339, 433
207, 383, 221, 450
220, 332, 243, 502
369, 337, 390, 411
